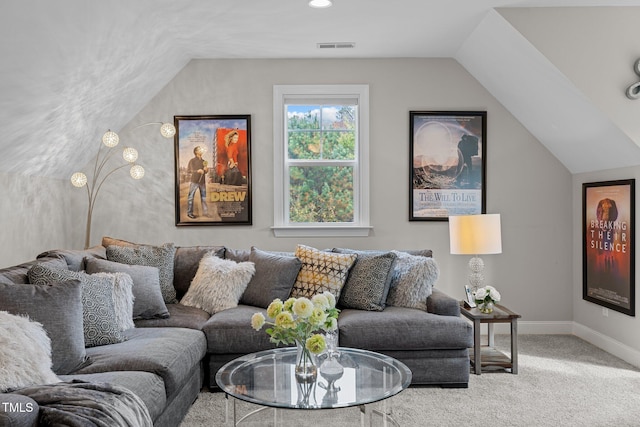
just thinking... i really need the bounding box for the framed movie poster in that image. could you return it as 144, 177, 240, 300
409, 111, 486, 221
583, 179, 635, 316
174, 115, 252, 226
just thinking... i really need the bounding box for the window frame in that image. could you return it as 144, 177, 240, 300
272, 84, 371, 237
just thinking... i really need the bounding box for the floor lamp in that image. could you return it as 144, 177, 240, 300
70, 123, 176, 249
449, 214, 502, 294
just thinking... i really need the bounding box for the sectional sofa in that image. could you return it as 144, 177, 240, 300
0, 238, 472, 426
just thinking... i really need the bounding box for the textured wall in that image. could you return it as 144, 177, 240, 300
0, 172, 79, 267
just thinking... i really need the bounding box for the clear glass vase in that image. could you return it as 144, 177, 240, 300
478, 300, 494, 314
295, 340, 317, 382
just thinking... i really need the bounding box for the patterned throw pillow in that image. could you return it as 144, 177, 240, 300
333, 249, 397, 311
385, 251, 440, 311
105, 240, 178, 304
181, 253, 255, 315
27, 265, 126, 347
290, 245, 357, 300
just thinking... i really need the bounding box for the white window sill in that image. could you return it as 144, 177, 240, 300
271, 225, 373, 238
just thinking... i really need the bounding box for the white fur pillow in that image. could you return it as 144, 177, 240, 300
181, 254, 255, 315
0, 311, 60, 392
386, 251, 440, 311
91, 272, 135, 331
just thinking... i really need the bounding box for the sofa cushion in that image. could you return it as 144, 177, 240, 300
60, 371, 166, 422
134, 303, 210, 330
0, 311, 60, 392
332, 248, 397, 311
240, 247, 302, 308
72, 327, 207, 399
103, 237, 178, 304
0, 256, 68, 285
0, 281, 89, 375
181, 254, 255, 315
37, 246, 107, 272
85, 257, 169, 320
203, 305, 275, 354
290, 244, 357, 300
386, 250, 439, 311
338, 307, 473, 351
27, 265, 126, 347
173, 245, 225, 300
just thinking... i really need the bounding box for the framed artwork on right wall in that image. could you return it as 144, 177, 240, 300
583, 179, 635, 316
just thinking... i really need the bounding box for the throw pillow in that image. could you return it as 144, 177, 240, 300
385, 250, 440, 310
173, 245, 225, 300
103, 238, 178, 304
0, 281, 89, 375
90, 272, 135, 330
85, 257, 169, 320
181, 253, 255, 315
290, 244, 357, 300
27, 265, 126, 347
332, 248, 397, 311
240, 247, 302, 308
0, 311, 60, 392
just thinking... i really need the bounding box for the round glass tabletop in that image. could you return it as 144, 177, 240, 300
215, 347, 412, 410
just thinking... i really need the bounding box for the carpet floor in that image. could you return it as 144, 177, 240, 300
180, 335, 640, 426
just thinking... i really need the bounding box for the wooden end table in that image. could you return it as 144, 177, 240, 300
459, 301, 521, 375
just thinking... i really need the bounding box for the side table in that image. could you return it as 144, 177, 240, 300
459, 301, 521, 375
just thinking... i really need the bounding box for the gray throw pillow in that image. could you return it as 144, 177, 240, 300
386, 250, 440, 310
27, 265, 126, 348
85, 257, 169, 320
0, 280, 89, 375
333, 248, 397, 311
240, 247, 302, 308
104, 239, 177, 304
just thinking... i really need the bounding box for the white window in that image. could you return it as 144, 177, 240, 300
273, 84, 371, 237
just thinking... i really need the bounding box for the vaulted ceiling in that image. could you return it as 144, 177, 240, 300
2, 0, 640, 179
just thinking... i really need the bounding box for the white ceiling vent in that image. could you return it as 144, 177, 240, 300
317, 42, 356, 49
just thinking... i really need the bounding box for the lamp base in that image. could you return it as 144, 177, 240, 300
468, 255, 485, 293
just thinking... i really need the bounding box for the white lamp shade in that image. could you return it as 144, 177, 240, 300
449, 214, 502, 255
102, 130, 119, 147
70, 172, 87, 187
160, 123, 176, 138
130, 164, 145, 179
122, 147, 138, 163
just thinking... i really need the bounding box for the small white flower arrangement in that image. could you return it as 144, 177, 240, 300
474, 285, 501, 313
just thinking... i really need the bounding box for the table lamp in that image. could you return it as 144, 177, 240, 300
449, 214, 502, 292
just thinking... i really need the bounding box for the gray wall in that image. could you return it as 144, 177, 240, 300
0, 58, 573, 327
88, 58, 573, 322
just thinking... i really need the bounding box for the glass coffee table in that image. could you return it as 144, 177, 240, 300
215, 347, 412, 426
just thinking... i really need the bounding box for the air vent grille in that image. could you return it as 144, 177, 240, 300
317, 42, 356, 49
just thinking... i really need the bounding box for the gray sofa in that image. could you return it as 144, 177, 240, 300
0, 240, 472, 426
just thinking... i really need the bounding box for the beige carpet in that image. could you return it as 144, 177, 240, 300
181, 335, 640, 426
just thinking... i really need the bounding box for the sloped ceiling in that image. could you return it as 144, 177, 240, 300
1, 0, 640, 178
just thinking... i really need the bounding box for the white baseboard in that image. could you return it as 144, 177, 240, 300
482, 320, 640, 369
572, 322, 640, 369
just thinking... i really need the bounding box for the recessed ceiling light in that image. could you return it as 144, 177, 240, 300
309, 0, 332, 8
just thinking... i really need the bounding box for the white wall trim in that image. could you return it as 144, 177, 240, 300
484, 320, 640, 369
572, 322, 640, 369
